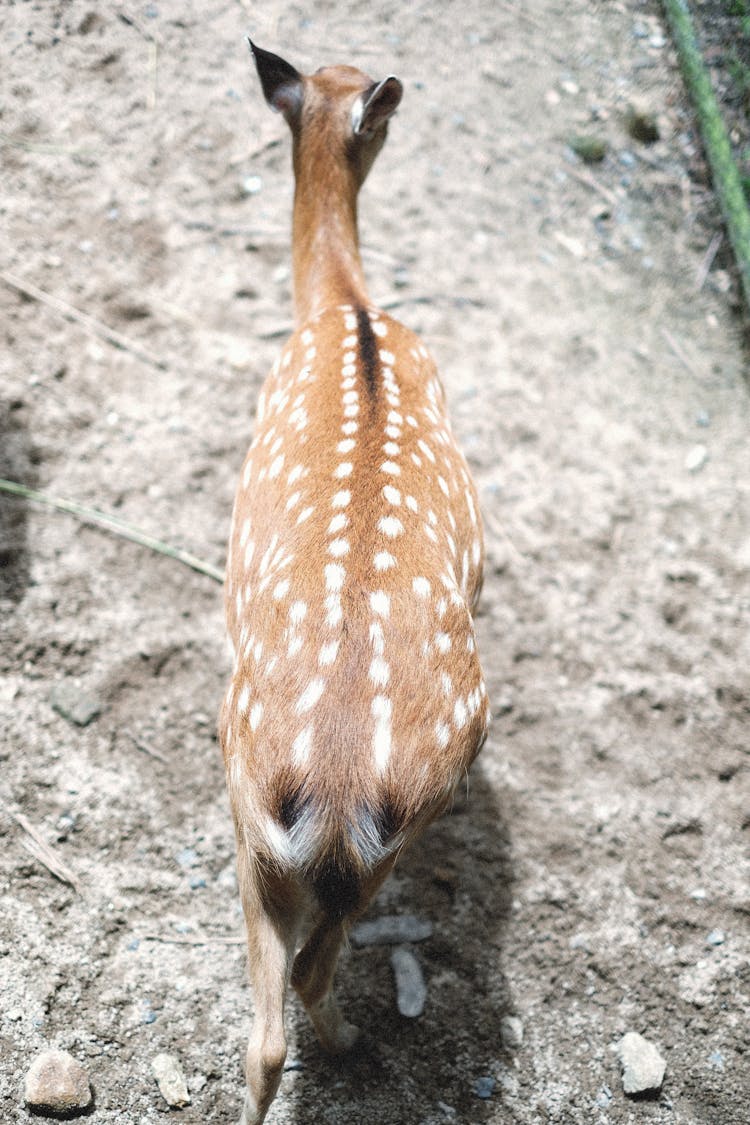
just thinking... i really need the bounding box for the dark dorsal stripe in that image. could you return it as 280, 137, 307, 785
356, 306, 379, 396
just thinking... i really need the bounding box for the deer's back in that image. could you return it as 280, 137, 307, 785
221, 304, 487, 871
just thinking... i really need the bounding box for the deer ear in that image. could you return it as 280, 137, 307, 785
352, 76, 403, 135
247, 39, 303, 122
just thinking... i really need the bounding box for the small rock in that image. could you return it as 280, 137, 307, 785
50, 682, 102, 727
176, 847, 199, 869
626, 101, 660, 144
617, 1032, 666, 1096
595, 1085, 613, 1108
350, 914, 433, 946
685, 444, 708, 473
569, 135, 607, 164
709, 1050, 725, 1071
500, 1015, 524, 1050
151, 1052, 190, 1107
390, 946, 427, 1017
473, 1075, 496, 1099
241, 174, 263, 196
24, 1049, 92, 1113
706, 929, 725, 947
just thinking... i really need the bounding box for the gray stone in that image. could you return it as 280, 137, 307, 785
390, 946, 427, 1017
617, 1032, 666, 1095
24, 1049, 92, 1113
50, 682, 102, 727
685, 444, 708, 473
473, 1075, 496, 1099
151, 1052, 190, 1107
500, 1015, 524, 1050
350, 914, 433, 946
569, 135, 607, 164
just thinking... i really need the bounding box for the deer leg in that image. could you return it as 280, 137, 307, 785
291, 859, 396, 1054
239, 885, 299, 1125
291, 915, 359, 1054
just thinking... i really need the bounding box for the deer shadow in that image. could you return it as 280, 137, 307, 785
276, 751, 515, 1124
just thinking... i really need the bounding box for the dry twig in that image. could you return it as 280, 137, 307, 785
661, 328, 702, 380
0, 271, 168, 371
567, 167, 619, 209
0, 479, 224, 584
124, 729, 168, 763
695, 232, 723, 291
12, 812, 80, 894
141, 932, 244, 946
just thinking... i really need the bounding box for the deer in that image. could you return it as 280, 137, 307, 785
219, 40, 489, 1124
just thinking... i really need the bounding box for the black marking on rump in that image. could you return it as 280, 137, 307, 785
278, 785, 308, 830
373, 797, 402, 843
356, 306, 379, 396
312, 857, 362, 922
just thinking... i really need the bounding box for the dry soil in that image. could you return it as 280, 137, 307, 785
1, 1, 748, 1123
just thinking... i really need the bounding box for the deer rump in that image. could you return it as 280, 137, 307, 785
227, 707, 464, 924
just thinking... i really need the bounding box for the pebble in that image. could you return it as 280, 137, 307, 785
595, 1085, 613, 1108
50, 682, 102, 727
390, 946, 427, 1017
685, 444, 708, 473
350, 914, 433, 946
500, 1015, 524, 1050
626, 101, 660, 144
473, 1075, 496, 1099
617, 1032, 666, 1096
24, 1049, 92, 1113
569, 135, 607, 164
705, 929, 725, 947
241, 174, 263, 195
151, 1052, 190, 1107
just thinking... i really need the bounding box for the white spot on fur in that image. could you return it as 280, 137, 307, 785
325, 563, 345, 591
435, 632, 451, 653
289, 601, 307, 625
374, 551, 396, 571
318, 640, 339, 667
413, 577, 431, 598
378, 515, 404, 538
296, 677, 325, 714
292, 724, 313, 766
369, 657, 390, 688
328, 538, 350, 558
372, 694, 392, 772
370, 591, 390, 617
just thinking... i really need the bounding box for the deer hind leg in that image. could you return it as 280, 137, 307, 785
238, 874, 301, 1125
291, 915, 359, 1054
291, 858, 397, 1054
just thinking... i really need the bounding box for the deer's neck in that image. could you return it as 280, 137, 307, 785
291, 141, 369, 324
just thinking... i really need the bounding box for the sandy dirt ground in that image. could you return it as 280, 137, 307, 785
1, 1, 749, 1122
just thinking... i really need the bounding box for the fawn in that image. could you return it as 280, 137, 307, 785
219, 41, 489, 1124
